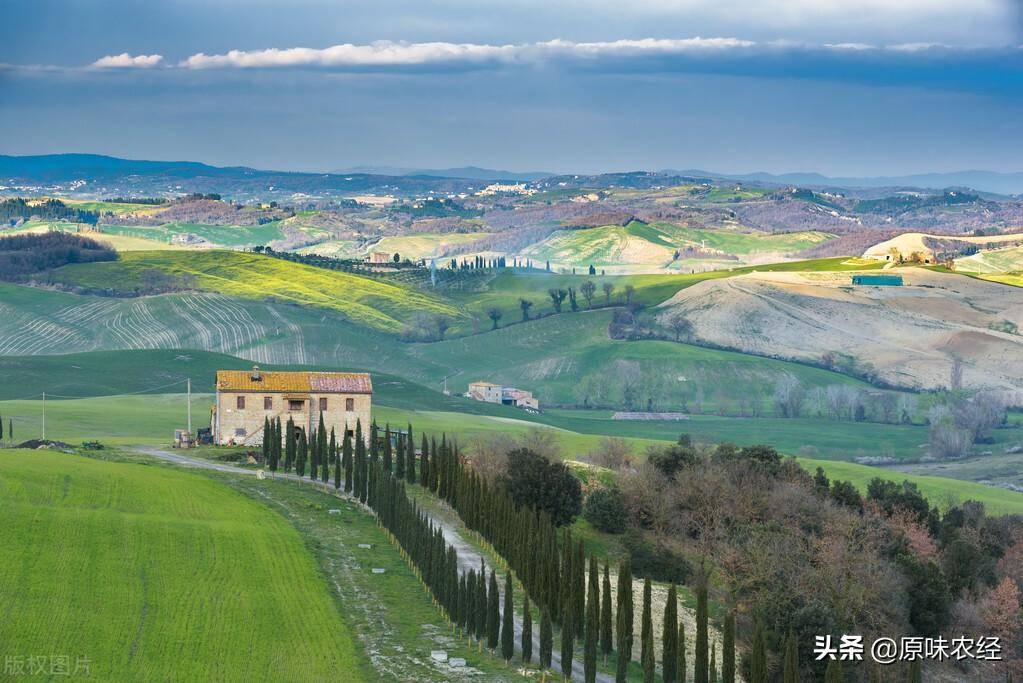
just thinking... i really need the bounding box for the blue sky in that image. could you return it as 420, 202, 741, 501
1, 1, 1021, 175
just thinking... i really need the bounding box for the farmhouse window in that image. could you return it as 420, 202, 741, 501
288, 399, 304, 411
346, 429, 355, 438
319, 397, 328, 411
345, 398, 355, 412
234, 428, 246, 437
236, 396, 245, 410
264, 396, 272, 410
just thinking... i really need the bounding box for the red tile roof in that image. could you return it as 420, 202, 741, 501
216, 370, 372, 394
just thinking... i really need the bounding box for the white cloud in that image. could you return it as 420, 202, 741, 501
91, 53, 163, 69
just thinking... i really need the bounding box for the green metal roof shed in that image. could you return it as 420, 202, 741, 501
852, 274, 904, 286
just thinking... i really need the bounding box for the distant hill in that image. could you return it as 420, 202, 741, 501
0, 154, 483, 199
668, 167, 1023, 196
338, 165, 553, 181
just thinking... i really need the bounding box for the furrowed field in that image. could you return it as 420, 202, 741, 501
0, 450, 366, 681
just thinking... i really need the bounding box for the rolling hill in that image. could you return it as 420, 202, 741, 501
657, 266, 1023, 394
44, 250, 462, 331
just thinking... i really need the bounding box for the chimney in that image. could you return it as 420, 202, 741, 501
251, 365, 262, 382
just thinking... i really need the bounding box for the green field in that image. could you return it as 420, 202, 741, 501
99, 221, 286, 248
2, 380, 1020, 514
954, 245, 1023, 275
0, 450, 366, 681
46, 250, 461, 331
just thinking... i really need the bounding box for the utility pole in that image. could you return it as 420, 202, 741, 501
186, 378, 192, 437
41, 392, 46, 441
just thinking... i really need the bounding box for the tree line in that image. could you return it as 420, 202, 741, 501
0, 232, 116, 281
257, 415, 759, 682
0, 197, 99, 225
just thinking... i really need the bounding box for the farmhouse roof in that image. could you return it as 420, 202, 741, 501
216, 370, 372, 394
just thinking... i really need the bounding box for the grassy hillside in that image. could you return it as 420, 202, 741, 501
46, 250, 461, 331
514, 220, 833, 271
0, 450, 366, 681
414, 309, 880, 413
3, 221, 186, 251
100, 221, 285, 248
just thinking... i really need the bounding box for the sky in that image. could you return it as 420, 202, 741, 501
1, 0, 1022, 176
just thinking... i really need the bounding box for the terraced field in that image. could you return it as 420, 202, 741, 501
47, 251, 462, 331
0, 450, 366, 681
0, 282, 442, 373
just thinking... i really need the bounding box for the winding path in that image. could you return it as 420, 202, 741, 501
132, 446, 614, 683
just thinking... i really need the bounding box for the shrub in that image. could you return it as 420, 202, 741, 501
622, 535, 690, 584
584, 487, 629, 534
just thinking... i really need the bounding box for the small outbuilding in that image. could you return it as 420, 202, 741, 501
852, 274, 903, 286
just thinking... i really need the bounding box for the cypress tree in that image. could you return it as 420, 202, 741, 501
261, 416, 270, 464
342, 427, 353, 493
522, 592, 533, 664
722, 611, 736, 683
600, 563, 613, 663
906, 659, 921, 683
0, 413, 4, 442
695, 581, 709, 683
823, 659, 841, 683
383, 424, 393, 472
488, 569, 500, 650
710, 642, 717, 683
476, 560, 487, 641
560, 585, 574, 680
318, 414, 329, 484
465, 570, 477, 634
297, 429, 308, 478
750, 621, 766, 683
285, 416, 296, 472
309, 422, 318, 480
678, 621, 687, 683
781, 630, 798, 683
585, 556, 599, 683
641, 578, 654, 683
615, 559, 634, 683
540, 608, 553, 670
395, 432, 405, 479
333, 428, 341, 490
575, 539, 585, 638
406, 424, 416, 484
269, 418, 279, 476
420, 433, 430, 488
502, 573, 515, 661
355, 419, 367, 503
663, 583, 679, 683
273, 417, 282, 472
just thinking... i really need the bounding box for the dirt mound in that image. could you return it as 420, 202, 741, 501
658, 267, 1023, 393
15, 439, 74, 451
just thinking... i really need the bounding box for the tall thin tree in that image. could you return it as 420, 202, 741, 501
522, 593, 533, 665
695, 581, 709, 683
487, 569, 500, 650
722, 611, 736, 683
585, 555, 599, 683
615, 559, 634, 683
641, 578, 654, 683
600, 563, 613, 663
539, 608, 553, 670
663, 583, 679, 683
501, 573, 515, 661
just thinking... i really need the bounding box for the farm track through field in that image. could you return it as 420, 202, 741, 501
134, 446, 612, 683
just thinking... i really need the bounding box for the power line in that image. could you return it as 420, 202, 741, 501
11, 378, 192, 401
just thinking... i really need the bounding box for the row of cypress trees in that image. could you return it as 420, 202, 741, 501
261, 417, 760, 682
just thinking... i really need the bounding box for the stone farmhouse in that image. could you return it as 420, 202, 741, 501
213, 367, 372, 446
467, 381, 539, 411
